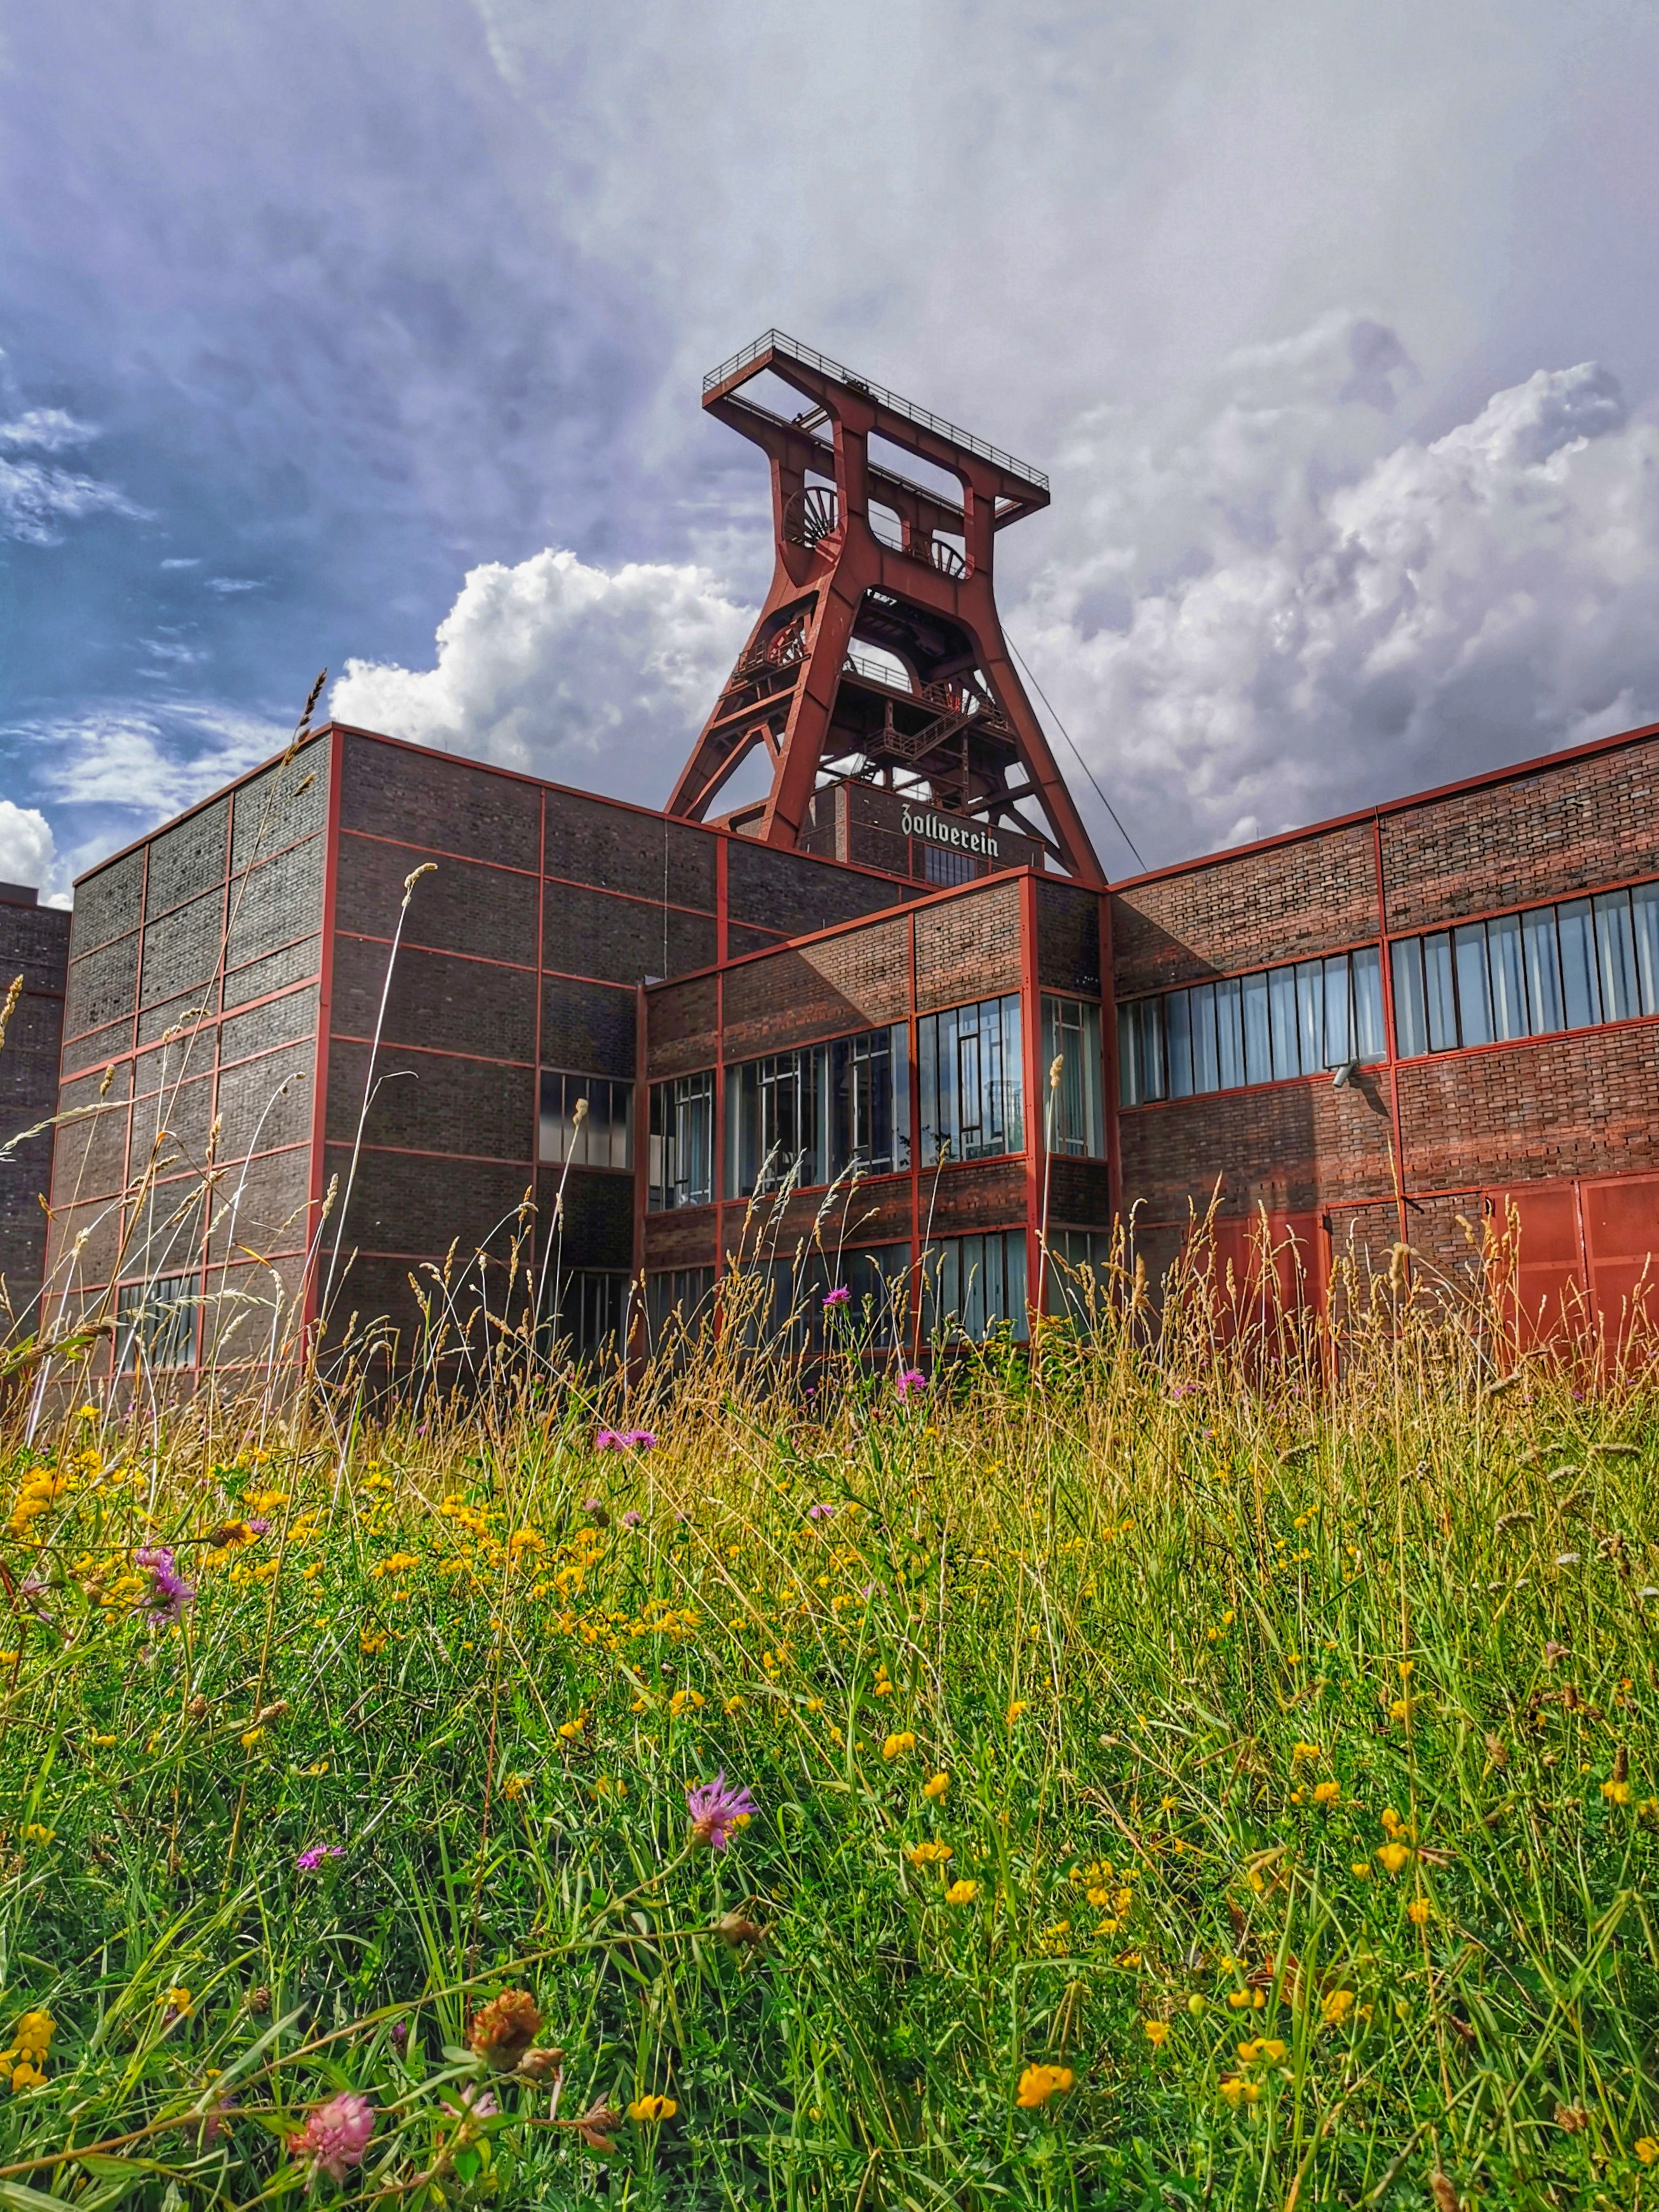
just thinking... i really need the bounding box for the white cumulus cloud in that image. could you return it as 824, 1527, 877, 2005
1018, 324, 1659, 867
330, 548, 753, 800
0, 800, 61, 901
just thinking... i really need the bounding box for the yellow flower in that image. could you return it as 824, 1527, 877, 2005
1320, 1989, 1355, 2026
1015, 2063, 1074, 2107
1006, 1701, 1030, 1725
629, 2094, 678, 2122
1312, 1780, 1340, 1806
7, 2061, 46, 2091
1602, 1778, 1633, 1806
558, 1713, 588, 1741
359, 1630, 388, 1656
307, 1760, 329, 1777
924, 1771, 951, 1800
906, 1841, 953, 1868
1291, 1741, 1322, 1765
1236, 2037, 1287, 2066
944, 1878, 979, 1906
1376, 1842, 1412, 1875
882, 1732, 916, 1761
1637, 2137, 1659, 2164
1219, 2075, 1261, 2107
88, 1733, 118, 1749
1351, 1862, 1373, 1878
163, 1987, 192, 2017
669, 1689, 705, 1717
1142, 2018, 1170, 2047
1380, 1805, 1407, 1837
502, 1775, 529, 1800
241, 1729, 264, 1750
13, 2013, 53, 2061
22, 1824, 54, 1845
1407, 1897, 1432, 1925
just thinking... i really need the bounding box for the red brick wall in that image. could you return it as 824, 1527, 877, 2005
1397, 1022, 1659, 1191
719, 916, 911, 1061
915, 880, 1022, 1011
1381, 733, 1659, 934
1119, 1072, 1395, 1220
1112, 821, 1378, 997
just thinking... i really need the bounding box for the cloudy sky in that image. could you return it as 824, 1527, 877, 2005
5, 0, 1659, 896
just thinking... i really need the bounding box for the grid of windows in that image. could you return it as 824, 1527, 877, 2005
1042, 997, 1105, 1157
116, 1274, 197, 1370
924, 845, 977, 887
542, 1269, 630, 1361
1392, 883, 1659, 1056
648, 1072, 715, 1210
646, 1267, 716, 1343
539, 1071, 633, 1170
922, 1230, 1029, 1343
740, 1244, 911, 1354
1118, 948, 1385, 1107
727, 1026, 910, 1199
918, 994, 1024, 1165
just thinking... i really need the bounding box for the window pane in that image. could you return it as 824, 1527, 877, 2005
889, 1024, 912, 1169
1166, 990, 1194, 1097
1190, 983, 1219, 1093
1295, 962, 1324, 1074
1116, 1003, 1141, 1107
1488, 914, 1528, 1041
1423, 933, 1457, 1052
1594, 890, 1639, 1023
1242, 972, 1272, 1083
1453, 923, 1493, 1047
1216, 976, 1245, 1089
1558, 900, 1601, 1029
1323, 955, 1351, 1067
1391, 938, 1427, 1058
1634, 885, 1659, 1016
1269, 966, 1300, 1078
1000, 994, 1025, 1153
1352, 945, 1385, 1060
1522, 908, 1564, 1033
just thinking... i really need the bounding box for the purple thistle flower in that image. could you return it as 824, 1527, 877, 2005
896, 1367, 927, 1401
582, 1495, 603, 1511
686, 1771, 757, 1853
594, 1430, 622, 1451
806, 1502, 835, 1521
134, 1546, 195, 1629
625, 1428, 657, 1450
247, 1517, 272, 1537
823, 1285, 850, 1309
295, 1845, 345, 1872
622, 1509, 643, 1528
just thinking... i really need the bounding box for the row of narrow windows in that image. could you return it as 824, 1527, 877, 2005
537, 995, 1108, 1208
1117, 880, 1659, 1107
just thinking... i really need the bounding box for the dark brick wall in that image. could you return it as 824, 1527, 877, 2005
336, 835, 539, 966
719, 919, 910, 1062
542, 792, 715, 909
928, 1158, 1028, 1234
645, 976, 719, 1081
329, 939, 537, 1063
1047, 1157, 1113, 1231
537, 1165, 634, 1271
542, 884, 715, 985
643, 1205, 718, 1272
915, 879, 1022, 1011
727, 837, 907, 937
1037, 882, 1103, 996
326, 1040, 533, 1158
46, 747, 330, 1324
0, 894, 70, 1310
339, 730, 541, 869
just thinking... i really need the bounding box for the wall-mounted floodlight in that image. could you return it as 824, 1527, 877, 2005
1331, 1060, 1360, 1089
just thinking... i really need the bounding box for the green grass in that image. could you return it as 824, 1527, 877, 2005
4, 1292, 1659, 2208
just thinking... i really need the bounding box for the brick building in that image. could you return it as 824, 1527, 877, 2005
0, 882, 69, 1325
1112, 724, 1659, 1338
27, 334, 1659, 1375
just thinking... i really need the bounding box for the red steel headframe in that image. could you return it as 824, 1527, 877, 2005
666, 332, 1104, 887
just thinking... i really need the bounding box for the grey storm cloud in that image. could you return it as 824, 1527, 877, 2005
6, 0, 1659, 881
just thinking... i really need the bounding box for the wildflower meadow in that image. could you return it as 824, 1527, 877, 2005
2, 1256, 1659, 2209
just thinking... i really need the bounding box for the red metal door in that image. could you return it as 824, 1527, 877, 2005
1484, 1183, 1588, 1351
1580, 1172, 1659, 1352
